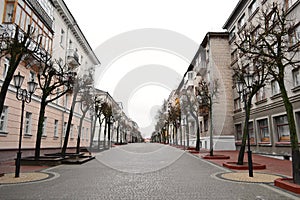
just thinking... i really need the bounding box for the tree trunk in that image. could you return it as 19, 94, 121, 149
189, 110, 200, 151
0, 53, 23, 116
61, 90, 78, 156
90, 115, 97, 149
108, 119, 111, 148
0, 27, 25, 116
76, 110, 87, 154
34, 97, 47, 160
196, 126, 200, 151
186, 116, 190, 148
209, 99, 214, 156
103, 118, 107, 148
237, 98, 252, 165
116, 124, 120, 144
278, 79, 300, 184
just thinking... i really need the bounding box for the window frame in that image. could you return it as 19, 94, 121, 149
271, 80, 280, 96
257, 118, 270, 143
42, 117, 47, 137
24, 112, 32, 135
54, 119, 58, 137
0, 106, 8, 133
274, 115, 290, 142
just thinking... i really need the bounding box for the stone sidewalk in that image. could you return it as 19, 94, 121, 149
196, 150, 292, 177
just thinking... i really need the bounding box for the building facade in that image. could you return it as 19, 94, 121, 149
223, 0, 300, 156
0, 0, 100, 161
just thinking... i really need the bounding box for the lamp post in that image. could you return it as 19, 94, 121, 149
13, 72, 38, 178
236, 73, 254, 177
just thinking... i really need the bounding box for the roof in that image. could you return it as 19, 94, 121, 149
223, 0, 247, 30
51, 0, 101, 65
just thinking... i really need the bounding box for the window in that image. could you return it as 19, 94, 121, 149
235, 124, 242, 140
234, 97, 241, 110
256, 87, 266, 102
81, 127, 85, 140
285, 0, 298, 10
290, 25, 300, 46
77, 125, 81, 138
267, 11, 276, 29
29, 71, 35, 81
251, 27, 260, 43
231, 49, 238, 63
274, 115, 290, 142
271, 80, 280, 95
293, 68, 300, 87
229, 27, 236, 41
55, 88, 60, 104
60, 29, 65, 46
257, 118, 270, 142
70, 124, 74, 138
0, 106, 8, 133
63, 122, 67, 137
69, 40, 73, 49
42, 117, 47, 136
248, 0, 258, 17
86, 128, 89, 140
238, 14, 245, 30
204, 117, 208, 131
54, 119, 58, 137
248, 122, 255, 143
4, 2, 15, 23
24, 112, 32, 135
65, 94, 69, 107
3, 57, 9, 79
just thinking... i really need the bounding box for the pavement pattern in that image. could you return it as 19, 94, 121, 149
0, 143, 299, 200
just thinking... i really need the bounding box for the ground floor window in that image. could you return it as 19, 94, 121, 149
0, 106, 8, 133
274, 115, 290, 142
24, 112, 32, 135
235, 124, 242, 141
204, 116, 208, 131
257, 118, 270, 142
249, 121, 256, 143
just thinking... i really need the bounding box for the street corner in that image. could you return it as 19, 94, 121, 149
0, 172, 55, 185
215, 172, 284, 184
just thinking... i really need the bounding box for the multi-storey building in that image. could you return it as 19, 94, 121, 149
0, 0, 100, 161
223, 0, 300, 156
173, 32, 235, 150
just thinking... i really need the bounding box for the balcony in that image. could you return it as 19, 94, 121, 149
67, 49, 80, 67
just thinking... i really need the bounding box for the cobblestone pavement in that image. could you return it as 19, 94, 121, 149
0, 143, 299, 200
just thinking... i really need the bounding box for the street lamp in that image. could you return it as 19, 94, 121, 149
236, 74, 254, 177
13, 72, 38, 178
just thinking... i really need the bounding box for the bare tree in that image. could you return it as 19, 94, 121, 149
61, 70, 94, 156
0, 25, 44, 116
236, 2, 300, 183
35, 56, 76, 160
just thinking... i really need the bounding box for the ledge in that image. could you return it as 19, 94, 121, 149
248, 8, 259, 22
0, 132, 8, 137
234, 108, 242, 113
24, 134, 33, 138
255, 98, 268, 105
291, 85, 300, 93
275, 142, 291, 147
258, 142, 272, 147
270, 93, 281, 100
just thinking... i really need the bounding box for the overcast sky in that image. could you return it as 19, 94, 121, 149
64, 0, 240, 138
